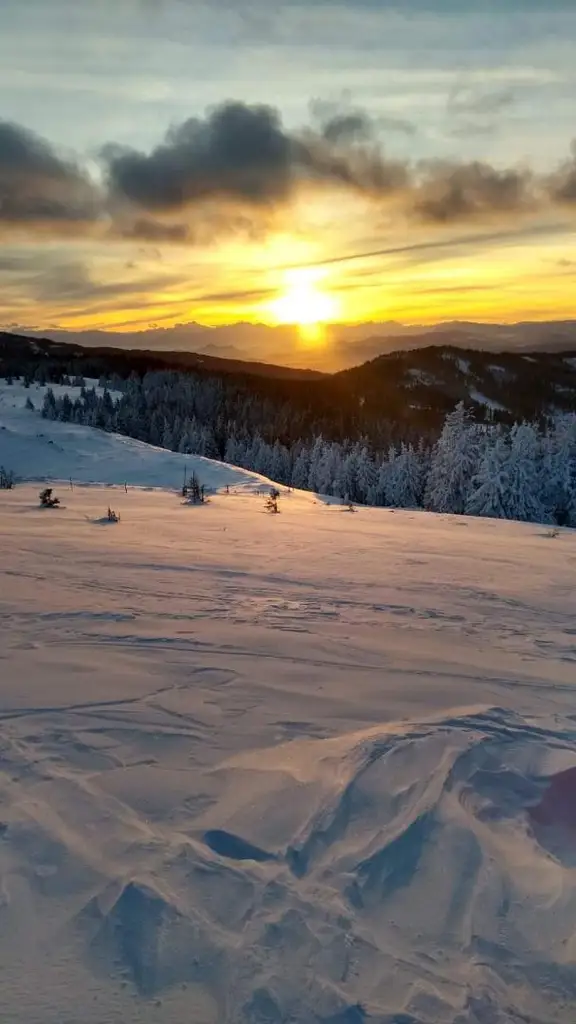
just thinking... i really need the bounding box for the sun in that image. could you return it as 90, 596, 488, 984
268, 268, 339, 341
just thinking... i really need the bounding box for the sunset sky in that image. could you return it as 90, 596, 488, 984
1, 0, 575, 346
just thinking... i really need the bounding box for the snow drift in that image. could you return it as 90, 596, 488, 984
1, 384, 576, 1022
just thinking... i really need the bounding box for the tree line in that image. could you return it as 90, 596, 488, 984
38, 372, 576, 526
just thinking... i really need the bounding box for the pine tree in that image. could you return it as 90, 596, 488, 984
542, 417, 576, 526
224, 437, 238, 465
0, 466, 16, 489
162, 419, 175, 451
388, 444, 424, 508
292, 447, 311, 490
41, 388, 57, 420
367, 457, 390, 506
307, 437, 325, 492
425, 403, 481, 514
335, 448, 362, 503
185, 472, 206, 504
465, 435, 511, 519
504, 422, 550, 523
356, 447, 378, 504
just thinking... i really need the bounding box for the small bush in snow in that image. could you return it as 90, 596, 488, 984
265, 488, 280, 514
25, 396, 35, 411
39, 487, 60, 508
0, 466, 16, 489
185, 472, 206, 504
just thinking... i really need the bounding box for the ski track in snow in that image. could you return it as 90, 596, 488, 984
1, 383, 576, 1022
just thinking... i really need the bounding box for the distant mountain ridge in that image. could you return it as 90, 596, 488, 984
0, 330, 325, 382
1, 329, 576, 433
7, 318, 576, 371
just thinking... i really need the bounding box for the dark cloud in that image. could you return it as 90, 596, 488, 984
1, 104, 576, 251
310, 98, 415, 141
103, 103, 296, 210
0, 121, 101, 231
104, 100, 411, 213
548, 144, 576, 204
311, 97, 417, 152
118, 217, 190, 243
413, 161, 535, 223
321, 111, 374, 145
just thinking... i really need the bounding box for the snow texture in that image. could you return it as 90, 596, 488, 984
1, 384, 576, 1023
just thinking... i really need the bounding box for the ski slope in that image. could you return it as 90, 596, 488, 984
1, 381, 576, 1023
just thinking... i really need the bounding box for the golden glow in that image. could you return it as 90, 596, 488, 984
5, 222, 576, 342
267, 268, 340, 341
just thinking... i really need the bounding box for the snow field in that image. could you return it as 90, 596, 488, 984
1, 382, 576, 1022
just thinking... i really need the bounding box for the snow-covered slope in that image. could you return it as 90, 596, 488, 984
0, 379, 268, 492
1, 388, 576, 1024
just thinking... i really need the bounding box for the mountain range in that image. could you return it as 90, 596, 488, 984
2, 328, 576, 438
6, 318, 576, 372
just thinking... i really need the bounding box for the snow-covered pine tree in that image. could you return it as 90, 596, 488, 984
41, 388, 57, 420
425, 402, 481, 514
356, 447, 378, 504
270, 440, 291, 485
200, 426, 220, 460
307, 437, 326, 493
315, 442, 341, 496
162, 419, 175, 451
465, 434, 511, 519
367, 455, 391, 506
503, 422, 550, 523
291, 446, 311, 490
542, 416, 576, 526
224, 437, 238, 465
387, 444, 424, 508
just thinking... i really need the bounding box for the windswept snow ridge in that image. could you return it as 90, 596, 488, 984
0, 379, 270, 493
1, 392, 576, 1023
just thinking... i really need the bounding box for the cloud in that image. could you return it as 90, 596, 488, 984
448, 85, 515, 118
446, 83, 516, 138
21, 258, 186, 313
0, 121, 101, 232
277, 222, 571, 271
2, 102, 576, 251
103, 100, 411, 213
413, 160, 535, 223
104, 103, 295, 210
548, 143, 576, 204
310, 98, 417, 141
118, 217, 191, 243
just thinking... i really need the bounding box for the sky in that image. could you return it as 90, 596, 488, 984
1, 0, 576, 356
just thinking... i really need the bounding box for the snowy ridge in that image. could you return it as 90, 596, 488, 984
0, 379, 273, 493
1, 396, 576, 1022
5, 377, 576, 525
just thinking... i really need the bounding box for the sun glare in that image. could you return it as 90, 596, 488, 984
268, 268, 339, 341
